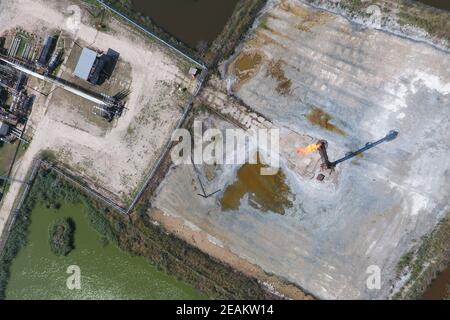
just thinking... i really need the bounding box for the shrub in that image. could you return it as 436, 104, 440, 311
49, 218, 75, 256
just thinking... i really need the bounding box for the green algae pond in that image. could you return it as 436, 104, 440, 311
5, 201, 204, 300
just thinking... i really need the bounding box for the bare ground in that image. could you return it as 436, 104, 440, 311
153, 0, 450, 299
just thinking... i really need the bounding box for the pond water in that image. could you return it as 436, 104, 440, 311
422, 264, 450, 300
131, 0, 239, 48
417, 1, 450, 11
6, 202, 204, 299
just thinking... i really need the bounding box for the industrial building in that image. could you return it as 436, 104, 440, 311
37, 35, 56, 67
74, 48, 119, 85
73, 48, 97, 82
0, 57, 33, 143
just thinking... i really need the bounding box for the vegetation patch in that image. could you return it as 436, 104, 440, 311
48, 218, 75, 256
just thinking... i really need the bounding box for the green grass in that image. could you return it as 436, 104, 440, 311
0, 142, 19, 177
0, 141, 26, 196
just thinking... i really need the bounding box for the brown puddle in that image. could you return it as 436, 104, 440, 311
266, 59, 292, 95
231, 51, 263, 88
307, 107, 346, 136
279, 1, 329, 32
220, 154, 293, 215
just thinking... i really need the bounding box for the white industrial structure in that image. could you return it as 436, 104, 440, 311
0, 57, 112, 107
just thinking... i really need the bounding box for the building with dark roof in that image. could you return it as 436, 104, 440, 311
37, 35, 56, 67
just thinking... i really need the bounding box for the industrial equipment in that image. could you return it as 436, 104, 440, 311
297, 130, 399, 170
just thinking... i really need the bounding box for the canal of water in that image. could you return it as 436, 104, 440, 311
130, 0, 239, 49
417, 0, 450, 11
5, 202, 204, 299
422, 265, 450, 300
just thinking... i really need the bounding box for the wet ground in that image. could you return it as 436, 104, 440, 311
231, 51, 264, 89
307, 107, 346, 136
131, 0, 239, 48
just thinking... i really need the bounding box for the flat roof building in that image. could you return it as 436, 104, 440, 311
189, 67, 200, 78
37, 35, 56, 67
73, 48, 98, 81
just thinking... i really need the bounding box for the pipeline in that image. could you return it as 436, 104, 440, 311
319, 130, 399, 169
0, 57, 113, 107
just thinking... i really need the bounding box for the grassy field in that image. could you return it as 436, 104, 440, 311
0, 141, 26, 195
0, 142, 18, 177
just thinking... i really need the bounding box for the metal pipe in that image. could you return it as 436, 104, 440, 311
0, 57, 112, 106
318, 140, 332, 169
0, 176, 28, 184
329, 130, 399, 168
12, 38, 21, 57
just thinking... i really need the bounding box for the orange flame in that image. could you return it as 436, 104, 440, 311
297, 143, 320, 156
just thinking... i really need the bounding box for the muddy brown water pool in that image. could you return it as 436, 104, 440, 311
131, 0, 239, 49
220, 154, 293, 215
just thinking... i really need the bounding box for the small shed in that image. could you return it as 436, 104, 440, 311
73, 48, 98, 81
189, 67, 200, 78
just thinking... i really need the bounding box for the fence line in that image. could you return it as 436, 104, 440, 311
45, 162, 128, 215
95, 0, 207, 70
0, 159, 41, 253
126, 68, 207, 213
